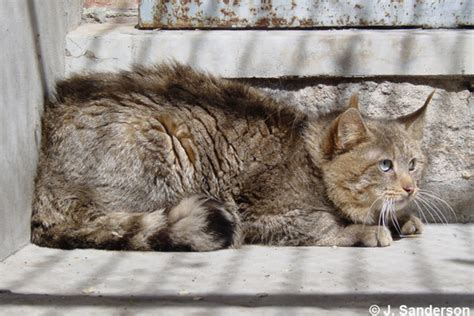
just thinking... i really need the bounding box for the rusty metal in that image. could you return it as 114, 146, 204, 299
138, 0, 473, 29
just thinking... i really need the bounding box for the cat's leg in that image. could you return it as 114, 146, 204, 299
243, 209, 393, 247
317, 224, 393, 247
32, 185, 241, 251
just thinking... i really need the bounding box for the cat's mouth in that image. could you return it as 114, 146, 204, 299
393, 193, 419, 210
392, 199, 410, 210
382, 192, 418, 211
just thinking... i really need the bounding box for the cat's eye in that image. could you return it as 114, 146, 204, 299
409, 159, 416, 171
379, 159, 393, 172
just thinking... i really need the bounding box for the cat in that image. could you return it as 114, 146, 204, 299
31, 63, 434, 251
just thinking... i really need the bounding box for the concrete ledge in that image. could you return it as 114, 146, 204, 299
66, 23, 474, 78
0, 225, 472, 314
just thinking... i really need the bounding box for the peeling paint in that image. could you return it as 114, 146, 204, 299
138, 0, 473, 29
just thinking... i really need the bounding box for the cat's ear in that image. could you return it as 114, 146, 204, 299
348, 93, 359, 109
398, 90, 434, 141
321, 108, 369, 157
335, 108, 369, 150
322, 109, 369, 156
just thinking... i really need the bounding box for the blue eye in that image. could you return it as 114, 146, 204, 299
379, 159, 393, 172
409, 159, 416, 171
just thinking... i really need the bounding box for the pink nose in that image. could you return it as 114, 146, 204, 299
403, 185, 415, 194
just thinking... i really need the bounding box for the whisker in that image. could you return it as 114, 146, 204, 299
381, 198, 390, 235
389, 199, 403, 237
418, 195, 449, 224
414, 197, 438, 223
363, 196, 383, 228
416, 196, 447, 224
381, 202, 385, 229
386, 199, 392, 228
382, 200, 390, 227
377, 199, 388, 239
418, 190, 457, 222
413, 199, 429, 224
377, 201, 383, 238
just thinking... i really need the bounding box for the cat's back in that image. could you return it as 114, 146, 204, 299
38, 63, 305, 208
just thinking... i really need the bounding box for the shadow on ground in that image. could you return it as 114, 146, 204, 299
1, 290, 472, 309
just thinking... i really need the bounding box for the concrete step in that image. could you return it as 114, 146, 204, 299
65, 23, 474, 78
0, 225, 473, 315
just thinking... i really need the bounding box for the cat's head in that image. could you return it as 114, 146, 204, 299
307, 91, 434, 224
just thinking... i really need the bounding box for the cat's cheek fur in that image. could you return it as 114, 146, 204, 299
321, 166, 379, 225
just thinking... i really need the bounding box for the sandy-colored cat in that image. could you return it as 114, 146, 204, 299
31, 63, 433, 251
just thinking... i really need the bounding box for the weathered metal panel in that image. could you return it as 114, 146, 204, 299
138, 0, 473, 29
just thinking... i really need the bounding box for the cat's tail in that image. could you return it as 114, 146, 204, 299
31, 192, 242, 251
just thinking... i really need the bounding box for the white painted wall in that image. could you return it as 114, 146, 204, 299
0, 0, 83, 261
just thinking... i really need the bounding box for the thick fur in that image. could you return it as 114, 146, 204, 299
32, 63, 431, 251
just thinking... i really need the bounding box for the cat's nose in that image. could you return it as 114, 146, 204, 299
403, 185, 415, 194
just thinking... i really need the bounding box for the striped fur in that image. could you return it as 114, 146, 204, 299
32, 63, 432, 250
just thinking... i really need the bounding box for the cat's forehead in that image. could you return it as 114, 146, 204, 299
368, 120, 420, 159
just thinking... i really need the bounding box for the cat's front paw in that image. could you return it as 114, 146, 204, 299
400, 215, 424, 236
359, 226, 393, 247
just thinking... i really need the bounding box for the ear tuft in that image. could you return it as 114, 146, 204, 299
398, 90, 434, 141
348, 93, 359, 109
